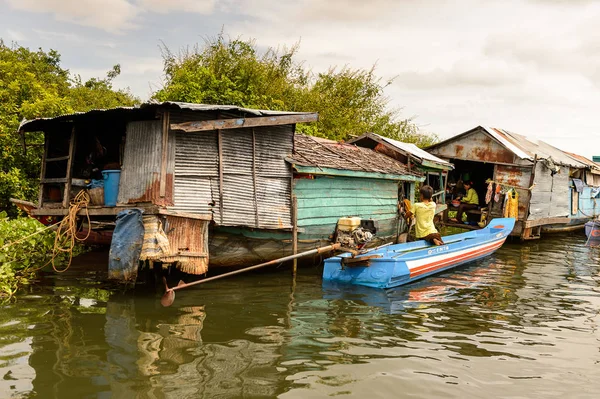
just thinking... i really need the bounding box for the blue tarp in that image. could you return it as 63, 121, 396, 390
108, 209, 144, 282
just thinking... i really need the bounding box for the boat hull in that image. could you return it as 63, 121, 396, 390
585, 221, 600, 243
323, 218, 515, 289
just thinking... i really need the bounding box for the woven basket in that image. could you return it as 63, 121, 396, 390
88, 187, 104, 205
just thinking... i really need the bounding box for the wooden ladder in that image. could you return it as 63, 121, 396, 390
38, 127, 76, 208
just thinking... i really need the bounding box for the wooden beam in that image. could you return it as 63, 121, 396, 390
159, 111, 170, 197
157, 209, 212, 221
38, 135, 48, 208
62, 127, 76, 208
32, 204, 160, 217
524, 217, 571, 229
292, 196, 298, 275
170, 113, 318, 133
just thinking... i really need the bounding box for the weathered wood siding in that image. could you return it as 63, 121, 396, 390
529, 163, 570, 218
294, 176, 401, 240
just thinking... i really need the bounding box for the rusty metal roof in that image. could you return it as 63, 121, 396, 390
18, 101, 316, 132
289, 134, 423, 180
429, 125, 595, 169
347, 132, 453, 170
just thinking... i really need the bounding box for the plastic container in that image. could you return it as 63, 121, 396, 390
337, 217, 361, 232
102, 170, 121, 207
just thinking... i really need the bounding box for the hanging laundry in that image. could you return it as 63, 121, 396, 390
485, 181, 494, 204
502, 189, 519, 221
494, 184, 502, 203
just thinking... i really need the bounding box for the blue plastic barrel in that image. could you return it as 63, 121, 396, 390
102, 170, 121, 207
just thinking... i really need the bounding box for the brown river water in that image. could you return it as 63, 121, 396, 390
1, 233, 599, 398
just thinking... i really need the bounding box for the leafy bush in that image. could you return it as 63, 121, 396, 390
0, 213, 84, 300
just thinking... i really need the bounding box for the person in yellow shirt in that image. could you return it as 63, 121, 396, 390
411, 185, 443, 246
450, 180, 479, 223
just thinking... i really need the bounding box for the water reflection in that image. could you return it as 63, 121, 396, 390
0, 235, 598, 398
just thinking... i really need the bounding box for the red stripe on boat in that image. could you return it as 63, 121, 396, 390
410, 240, 506, 278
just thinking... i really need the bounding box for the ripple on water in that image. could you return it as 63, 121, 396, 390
0, 235, 599, 398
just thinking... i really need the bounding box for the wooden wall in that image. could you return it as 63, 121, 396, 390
294, 176, 403, 241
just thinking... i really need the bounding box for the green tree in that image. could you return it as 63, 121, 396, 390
153, 33, 438, 145
0, 40, 138, 214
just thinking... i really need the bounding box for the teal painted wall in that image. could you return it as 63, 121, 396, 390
294, 176, 402, 240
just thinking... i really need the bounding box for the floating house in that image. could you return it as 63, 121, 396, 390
347, 132, 454, 212
18, 102, 423, 280
426, 126, 600, 239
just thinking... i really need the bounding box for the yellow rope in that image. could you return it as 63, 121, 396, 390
50, 190, 91, 273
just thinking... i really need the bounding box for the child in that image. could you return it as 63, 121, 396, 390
412, 185, 444, 246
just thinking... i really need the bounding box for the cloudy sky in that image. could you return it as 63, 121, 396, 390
1, 0, 599, 158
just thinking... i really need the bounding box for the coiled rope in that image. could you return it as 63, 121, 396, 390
50, 190, 91, 272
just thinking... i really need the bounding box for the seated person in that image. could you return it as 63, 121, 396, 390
412, 185, 444, 246
450, 180, 479, 223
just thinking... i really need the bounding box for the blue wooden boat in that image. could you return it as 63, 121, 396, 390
323, 218, 515, 289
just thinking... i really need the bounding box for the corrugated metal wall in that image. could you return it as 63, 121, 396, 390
529, 163, 570, 218
170, 131, 219, 215
294, 176, 401, 241
494, 164, 532, 220
428, 128, 516, 164
170, 124, 293, 229
118, 120, 174, 205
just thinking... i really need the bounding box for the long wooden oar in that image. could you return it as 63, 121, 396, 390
161, 243, 341, 306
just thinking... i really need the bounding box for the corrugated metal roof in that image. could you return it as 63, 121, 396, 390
429, 125, 593, 169
289, 134, 422, 178
18, 101, 315, 132
380, 137, 452, 167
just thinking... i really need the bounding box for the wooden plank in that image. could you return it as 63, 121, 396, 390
32, 204, 159, 216
38, 135, 48, 208
62, 127, 76, 208
45, 155, 70, 162
41, 178, 68, 184
218, 129, 224, 224
171, 113, 318, 133
159, 111, 170, 197
524, 217, 572, 228
157, 209, 212, 220
292, 195, 298, 275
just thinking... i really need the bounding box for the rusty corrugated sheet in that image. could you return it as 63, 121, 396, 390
495, 164, 532, 219
162, 216, 209, 275
118, 120, 173, 205
428, 128, 516, 164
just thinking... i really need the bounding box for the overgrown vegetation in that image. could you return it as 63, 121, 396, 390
0, 40, 138, 215
154, 33, 438, 145
0, 213, 86, 300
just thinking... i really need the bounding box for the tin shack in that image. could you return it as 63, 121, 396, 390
426, 126, 600, 239
18, 102, 422, 281
347, 132, 454, 213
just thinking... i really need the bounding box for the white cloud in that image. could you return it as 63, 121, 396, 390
6, 0, 139, 33
5, 0, 217, 34
136, 0, 215, 14
5, 28, 27, 41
